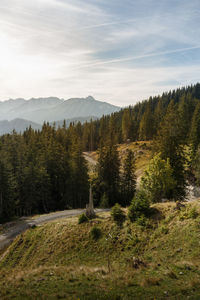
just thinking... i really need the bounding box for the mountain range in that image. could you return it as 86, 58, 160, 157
0, 96, 120, 134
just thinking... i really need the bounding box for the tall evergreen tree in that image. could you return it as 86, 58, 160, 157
97, 143, 120, 207
139, 104, 155, 140
121, 149, 136, 206
70, 138, 89, 208
0, 160, 14, 221
154, 102, 186, 200
122, 108, 132, 141
190, 102, 200, 156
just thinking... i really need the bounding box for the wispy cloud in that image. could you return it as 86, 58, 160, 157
0, 0, 200, 106
73, 45, 200, 70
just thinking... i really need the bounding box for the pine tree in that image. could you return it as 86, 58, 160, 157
0, 160, 14, 221
121, 149, 136, 206
154, 102, 186, 200
139, 104, 155, 140
70, 137, 89, 208
122, 109, 132, 141
190, 102, 200, 155
97, 143, 120, 206
178, 94, 196, 141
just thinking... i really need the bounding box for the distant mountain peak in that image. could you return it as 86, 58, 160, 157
0, 96, 120, 124
86, 96, 95, 101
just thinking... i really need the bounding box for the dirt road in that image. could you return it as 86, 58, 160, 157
0, 208, 107, 250
83, 152, 97, 165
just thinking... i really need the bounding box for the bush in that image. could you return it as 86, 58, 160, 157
179, 206, 199, 220
100, 193, 109, 208
160, 225, 169, 234
136, 215, 147, 226
111, 203, 126, 226
90, 226, 102, 240
128, 190, 150, 222
188, 207, 199, 219
78, 213, 88, 224
140, 153, 176, 203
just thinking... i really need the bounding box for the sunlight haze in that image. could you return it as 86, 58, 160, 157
0, 0, 200, 105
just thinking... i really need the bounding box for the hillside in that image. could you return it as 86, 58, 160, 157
0, 96, 120, 124
85, 141, 152, 182
0, 200, 200, 299
68, 83, 200, 152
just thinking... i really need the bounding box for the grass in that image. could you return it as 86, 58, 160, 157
0, 200, 200, 299
86, 141, 152, 181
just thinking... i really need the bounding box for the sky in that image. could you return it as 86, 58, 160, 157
0, 0, 200, 106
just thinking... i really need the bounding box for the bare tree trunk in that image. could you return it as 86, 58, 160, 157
0, 191, 3, 217
86, 184, 95, 218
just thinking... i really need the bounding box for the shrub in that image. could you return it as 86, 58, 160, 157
188, 207, 199, 219
100, 193, 109, 208
78, 213, 88, 224
128, 190, 150, 222
136, 215, 148, 226
90, 226, 102, 240
111, 203, 126, 226
140, 153, 176, 203
180, 206, 199, 220
160, 225, 169, 234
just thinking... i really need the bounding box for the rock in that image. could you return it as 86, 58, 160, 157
161, 198, 168, 203
37, 278, 45, 281
176, 248, 182, 253
137, 150, 144, 155
175, 202, 185, 210
131, 257, 146, 269
28, 223, 36, 229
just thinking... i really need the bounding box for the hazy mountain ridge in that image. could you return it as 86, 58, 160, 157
0, 116, 99, 135
0, 96, 120, 124
0, 119, 42, 135
52, 116, 98, 128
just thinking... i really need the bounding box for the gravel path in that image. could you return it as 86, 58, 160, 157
83, 152, 97, 165
0, 208, 108, 250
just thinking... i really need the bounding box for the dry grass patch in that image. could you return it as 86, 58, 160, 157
140, 276, 162, 287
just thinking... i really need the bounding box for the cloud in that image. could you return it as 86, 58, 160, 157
0, 0, 200, 107
72, 45, 200, 70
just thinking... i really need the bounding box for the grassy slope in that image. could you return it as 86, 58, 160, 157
117, 141, 152, 180
0, 200, 200, 299
87, 141, 152, 180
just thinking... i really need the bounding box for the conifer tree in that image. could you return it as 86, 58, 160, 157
190, 102, 200, 156
121, 149, 136, 206
70, 137, 89, 208
139, 104, 155, 140
0, 160, 14, 221
97, 143, 120, 206
154, 102, 186, 200
122, 108, 132, 141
